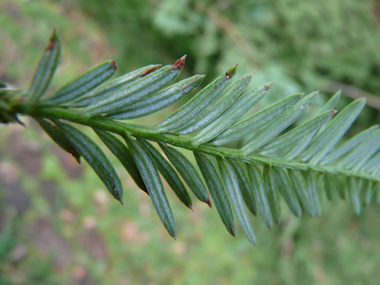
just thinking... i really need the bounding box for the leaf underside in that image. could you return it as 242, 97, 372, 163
7, 30, 380, 245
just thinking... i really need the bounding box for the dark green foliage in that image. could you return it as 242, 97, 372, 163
155, 65, 237, 132
194, 153, 235, 236
25, 28, 61, 104
289, 170, 314, 216
229, 160, 257, 216
58, 121, 123, 203
159, 142, 210, 206
263, 167, 281, 225
124, 135, 177, 238
193, 81, 272, 144
44, 61, 118, 105
36, 118, 81, 163
218, 158, 256, 245
139, 139, 192, 209
246, 164, 273, 229
70, 64, 162, 107
84, 57, 186, 116
110, 75, 205, 120
94, 130, 146, 192
2, 30, 380, 245
210, 93, 302, 146
273, 167, 302, 218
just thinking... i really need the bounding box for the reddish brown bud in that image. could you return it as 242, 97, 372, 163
112, 60, 118, 71
69, 149, 81, 164
45, 28, 58, 51
264, 81, 274, 91
45, 38, 56, 51
205, 198, 213, 209
173, 55, 187, 70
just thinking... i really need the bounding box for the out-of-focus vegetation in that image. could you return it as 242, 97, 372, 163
79, 0, 380, 122
1, 0, 380, 284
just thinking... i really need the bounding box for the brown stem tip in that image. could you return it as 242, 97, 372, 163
173, 55, 187, 70
112, 60, 118, 71
264, 81, 274, 91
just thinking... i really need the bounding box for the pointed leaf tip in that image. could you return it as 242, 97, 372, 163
46, 28, 58, 51
206, 198, 213, 208
173, 55, 187, 69
51, 27, 58, 38
231, 225, 236, 237
225, 64, 238, 79
37, 118, 81, 163
114, 185, 123, 204
306, 90, 318, 99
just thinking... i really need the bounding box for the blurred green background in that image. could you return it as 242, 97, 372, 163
1, 0, 380, 284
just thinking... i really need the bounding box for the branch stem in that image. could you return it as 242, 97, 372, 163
22, 105, 380, 183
